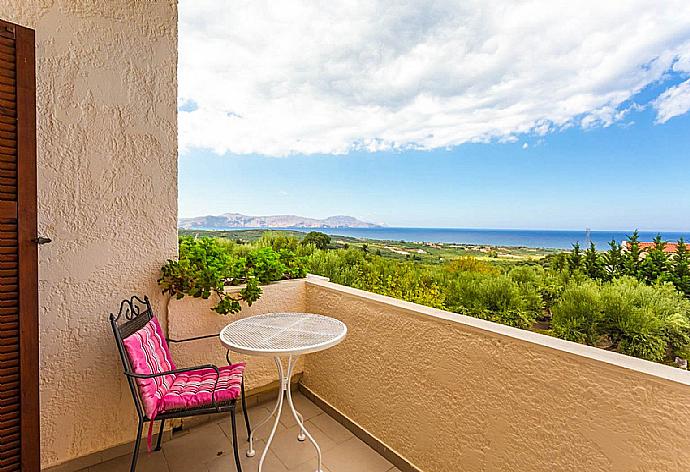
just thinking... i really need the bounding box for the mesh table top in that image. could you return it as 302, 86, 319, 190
219, 312, 347, 356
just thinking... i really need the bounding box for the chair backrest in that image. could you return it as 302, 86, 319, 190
110, 296, 176, 420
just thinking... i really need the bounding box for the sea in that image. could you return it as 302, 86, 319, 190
246, 227, 690, 250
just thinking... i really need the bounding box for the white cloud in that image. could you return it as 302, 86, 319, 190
653, 79, 690, 123
179, 0, 690, 156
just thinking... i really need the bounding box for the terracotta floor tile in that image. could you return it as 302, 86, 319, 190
268, 422, 337, 470
277, 393, 323, 428
164, 422, 232, 472
218, 404, 287, 444
206, 438, 288, 472
305, 414, 353, 444
322, 438, 393, 472
288, 461, 334, 472
89, 449, 169, 472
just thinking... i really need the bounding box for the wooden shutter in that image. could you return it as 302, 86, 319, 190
0, 19, 38, 472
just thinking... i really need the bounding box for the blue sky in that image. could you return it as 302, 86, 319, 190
178, 1, 690, 231
180, 95, 690, 230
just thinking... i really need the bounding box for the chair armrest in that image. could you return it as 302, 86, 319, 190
166, 334, 217, 343
125, 364, 223, 411
124, 364, 220, 379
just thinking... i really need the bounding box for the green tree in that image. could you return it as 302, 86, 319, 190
624, 230, 642, 278
583, 242, 604, 279
603, 239, 625, 281
568, 242, 583, 272
545, 252, 568, 272
672, 237, 690, 296
301, 231, 331, 250
640, 233, 669, 284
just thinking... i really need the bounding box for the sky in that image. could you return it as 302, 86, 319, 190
178, 1, 690, 231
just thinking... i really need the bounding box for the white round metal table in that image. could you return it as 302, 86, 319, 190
220, 312, 347, 472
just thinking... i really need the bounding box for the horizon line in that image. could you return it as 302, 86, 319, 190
178, 225, 690, 234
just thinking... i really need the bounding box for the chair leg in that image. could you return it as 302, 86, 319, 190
155, 419, 165, 451
230, 407, 243, 472
130, 419, 143, 472
241, 380, 251, 441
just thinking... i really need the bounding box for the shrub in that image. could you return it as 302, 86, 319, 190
509, 265, 541, 285
258, 231, 301, 253
552, 277, 690, 362
159, 236, 306, 314
602, 278, 690, 361
551, 282, 602, 344
446, 273, 537, 329
445, 256, 500, 275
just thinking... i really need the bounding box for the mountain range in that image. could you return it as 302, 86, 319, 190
178, 213, 383, 229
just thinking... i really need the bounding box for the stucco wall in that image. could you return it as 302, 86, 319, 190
168, 279, 308, 391
0, 1, 178, 468
302, 277, 690, 472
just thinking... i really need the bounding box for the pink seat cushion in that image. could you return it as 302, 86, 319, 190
160, 363, 245, 412
122, 317, 176, 419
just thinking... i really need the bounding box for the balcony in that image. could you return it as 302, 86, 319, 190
48, 274, 690, 472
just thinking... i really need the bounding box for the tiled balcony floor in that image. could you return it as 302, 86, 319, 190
85, 392, 399, 472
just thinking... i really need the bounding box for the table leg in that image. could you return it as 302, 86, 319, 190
254, 355, 323, 472
246, 358, 284, 457
257, 358, 286, 472
285, 355, 322, 472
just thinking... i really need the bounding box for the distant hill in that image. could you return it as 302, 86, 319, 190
178, 213, 383, 229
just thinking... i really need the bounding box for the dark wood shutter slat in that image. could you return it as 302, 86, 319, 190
0, 121, 17, 133
0, 27, 14, 39
0, 139, 15, 150
0, 68, 14, 80
0, 45, 14, 58
0, 100, 14, 112
0, 336, 17, 346
0, 352, 19, 364
0, 77, 14, 89
0, 443, 19, 456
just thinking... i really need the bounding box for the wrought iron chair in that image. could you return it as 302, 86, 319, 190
110, 295, 251, 472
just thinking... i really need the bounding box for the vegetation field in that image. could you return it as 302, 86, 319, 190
167, 229, 690, 368
178, 229, 558, 266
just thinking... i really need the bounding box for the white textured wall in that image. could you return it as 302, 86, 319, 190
0, 1, 178, 468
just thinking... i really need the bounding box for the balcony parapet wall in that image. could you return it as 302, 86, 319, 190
302, 274, 690, 472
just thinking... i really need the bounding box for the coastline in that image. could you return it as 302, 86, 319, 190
178, 226, 690, 250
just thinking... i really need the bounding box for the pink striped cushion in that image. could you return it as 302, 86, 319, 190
160, 363, 245, 412
122, 317, 176, 419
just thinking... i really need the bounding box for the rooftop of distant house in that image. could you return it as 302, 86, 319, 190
624, 241, 690, 253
